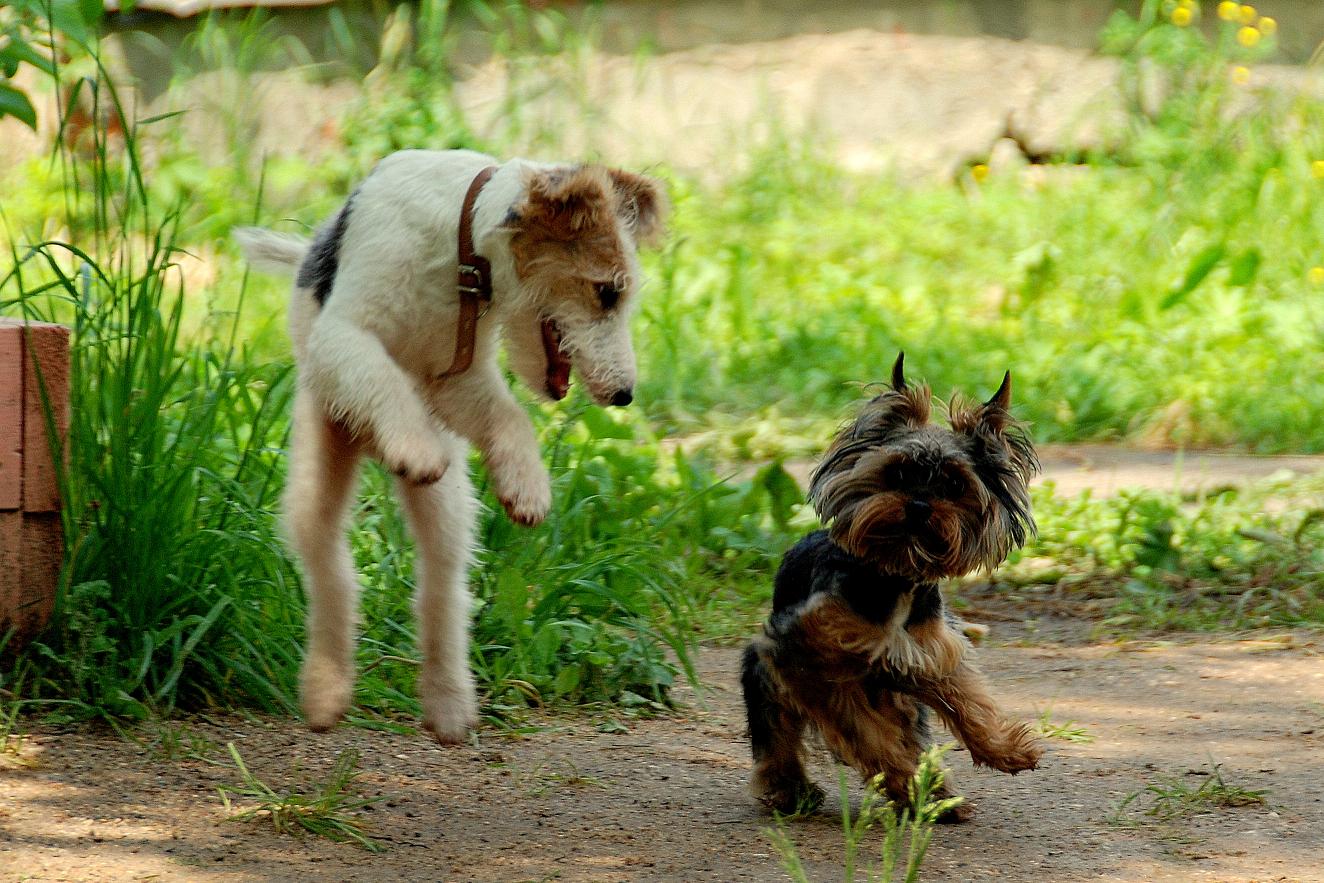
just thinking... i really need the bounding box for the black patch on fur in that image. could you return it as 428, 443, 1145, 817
741, 644, 776, 761
904, 583, 943, 627
297, 189, 358, 306
770, 530, 924, 627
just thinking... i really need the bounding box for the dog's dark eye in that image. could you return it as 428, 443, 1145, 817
595, 281, 621, 310
942, 473, 967, 499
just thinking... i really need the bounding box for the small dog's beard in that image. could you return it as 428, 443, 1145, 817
831, 491, 1005, 578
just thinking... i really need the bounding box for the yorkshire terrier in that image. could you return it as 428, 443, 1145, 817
741, 353, 1043, 821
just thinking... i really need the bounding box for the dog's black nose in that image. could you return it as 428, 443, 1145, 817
904, 500, 932, 522
609, 389, 634, 407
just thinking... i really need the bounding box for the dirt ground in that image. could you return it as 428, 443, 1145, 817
3, 614, 1323, 883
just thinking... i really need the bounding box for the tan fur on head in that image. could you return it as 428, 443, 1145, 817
519, 165, 616, 238
504, 164, 668, 405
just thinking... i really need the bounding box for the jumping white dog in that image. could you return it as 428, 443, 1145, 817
235, 149, 666, 742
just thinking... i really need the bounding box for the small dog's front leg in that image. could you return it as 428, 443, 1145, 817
741, 643, 824, 814
917, 663, 1042, 774
304, 316, 453, 485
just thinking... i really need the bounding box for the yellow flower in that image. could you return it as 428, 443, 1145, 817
1237, 25, 1261, 47
1178, 0, 1195, 6
1217, 0, 1240, 18
1258, 16, 1277, 35
1311, 160, 1324, 179
1309, 267, 1324, 286
1239, 4, 1257, 23
1232, 65, 1251, 84
1171, 6, 1193, 26
972, 164, 990, 184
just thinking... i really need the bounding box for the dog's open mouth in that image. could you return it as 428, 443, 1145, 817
540, 319, 572, 400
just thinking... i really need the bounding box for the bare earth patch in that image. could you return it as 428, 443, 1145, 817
3, 621, 1322, 883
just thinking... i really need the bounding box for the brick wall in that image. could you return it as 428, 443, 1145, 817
0, 319, 69, 647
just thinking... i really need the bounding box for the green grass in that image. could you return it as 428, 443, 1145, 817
768, 748, 963, 883
1112, 761, 1269, 826
1003, 476, 1324, 632
1035, 709, 1096, 744
218, 742, 387, 852
1, 0, 1322, 731
0, 19, 798, 725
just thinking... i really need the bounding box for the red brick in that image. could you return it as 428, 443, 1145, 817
0, 318, 69, 645
0, 324, 21, 511
15, 320, 70, 512
0, 510, 60, 644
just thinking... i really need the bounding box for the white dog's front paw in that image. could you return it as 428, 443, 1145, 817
491, 458, 551, 526
301, 657, 354, 732
380, 431, 451, 486
420, 685, 479, 745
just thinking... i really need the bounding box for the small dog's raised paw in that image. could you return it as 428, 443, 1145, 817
972, 733, 1043, 774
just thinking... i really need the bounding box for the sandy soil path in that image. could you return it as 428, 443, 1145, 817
3, 623, 1322, 883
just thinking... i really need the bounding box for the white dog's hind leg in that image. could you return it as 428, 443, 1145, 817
286, 388, 365, 731
395, 446, 480, 744
304, 316, 454, 485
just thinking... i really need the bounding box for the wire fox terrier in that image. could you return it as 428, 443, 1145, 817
236, 149, 666, 742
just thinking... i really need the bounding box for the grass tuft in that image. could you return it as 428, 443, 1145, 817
1112, 761, 1269, 826
768, 746, 963, 883
1035, 709, 1096, 744
218, 742, 387, 852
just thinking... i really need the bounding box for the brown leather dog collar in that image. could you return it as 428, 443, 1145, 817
437, 165, 498, 378
438, 165, 573, 399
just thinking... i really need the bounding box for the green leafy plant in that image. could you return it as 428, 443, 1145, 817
1005, 478, 1324, 633
0, 0, 102, 129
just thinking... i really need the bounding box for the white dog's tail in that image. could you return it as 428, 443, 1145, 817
232, 227, 310, 275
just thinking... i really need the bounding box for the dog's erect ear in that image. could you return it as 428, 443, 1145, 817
516, 166, 613, 240
986, 371, 1012, 413
607, 168, 668, 245
890, 351, 907, 391
969, 371, 1014, 434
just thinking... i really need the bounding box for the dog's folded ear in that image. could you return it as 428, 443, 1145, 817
509, 165, 667, 246
607, 168, 668, 246
515, 166, 614, 239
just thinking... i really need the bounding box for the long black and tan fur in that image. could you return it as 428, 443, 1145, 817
741, 353, 1043, 820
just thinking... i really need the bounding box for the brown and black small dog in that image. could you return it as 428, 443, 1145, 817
741, 353, 1043, 820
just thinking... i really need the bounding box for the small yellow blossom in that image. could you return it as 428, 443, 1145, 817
1309, 267, 1324, 286
972, 164, 990, 184
1258, 16, 1277, 35
1231, 65, 1251, 84
1218, 1, 1240, 20
1237, 26, 1262, 47
1171, 6, 1193, 26
1178, 0, 1195, 7
1239, 4, 1257, 24
1311, 160, 1324, 179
